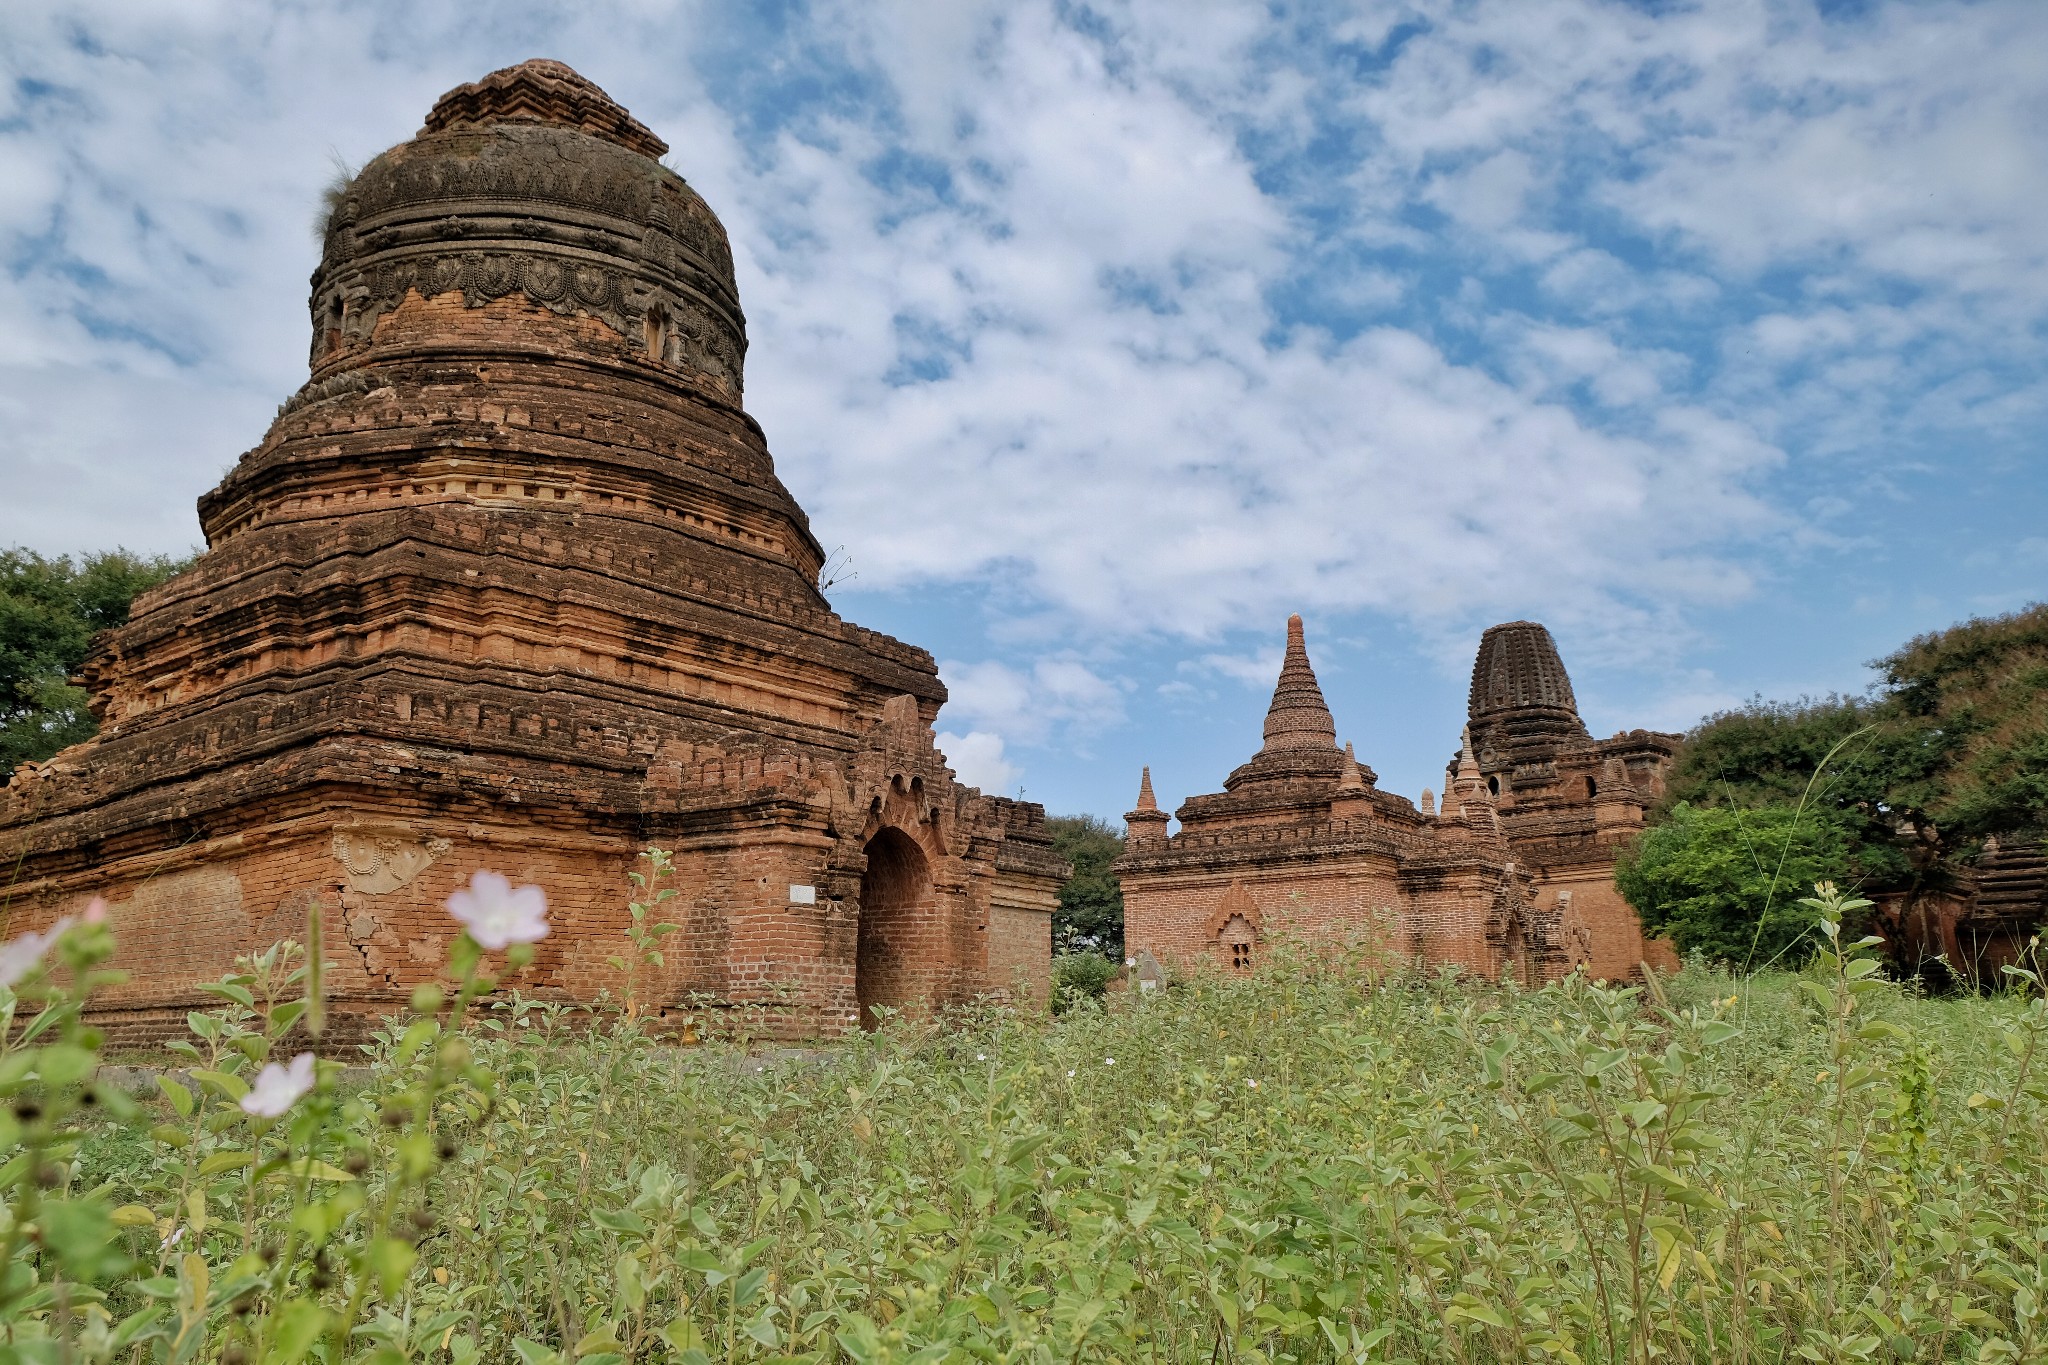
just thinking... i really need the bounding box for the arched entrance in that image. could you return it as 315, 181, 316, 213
1496, 907, 1535, 988
856, 827, 931, 1029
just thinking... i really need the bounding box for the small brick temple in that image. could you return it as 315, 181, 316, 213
1116, 616, 1682, 984
0, 60, 1065, 1042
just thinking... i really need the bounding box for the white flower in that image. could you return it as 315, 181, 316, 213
1067, 1069, 1076, 1078
976, 1053, 987, 1062
0, 917, 74, 989
241, 1052, 316, 1117
1104, 1057, 1115, 1066
445, 870, 549, 950
1246, 1079, 1259, 1089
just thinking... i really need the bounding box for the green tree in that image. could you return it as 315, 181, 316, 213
1661, 603, 2047, 880
1878, 602, 2048, 846
1662, 694, 1932, 883
0, 547, 191, 780
1046, 813, 1124, 956
1615, 801, 1864, 967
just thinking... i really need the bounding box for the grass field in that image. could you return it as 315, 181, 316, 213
9, 886, 2048, 1363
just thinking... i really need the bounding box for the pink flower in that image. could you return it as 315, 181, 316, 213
241, 1052, 316, 1117
82, 898, 108, 925
446, 870, 549, 950
0, 917, 75, 989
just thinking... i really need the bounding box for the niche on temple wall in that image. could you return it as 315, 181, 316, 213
643, 303, 670, 363
1205, 880, 1265, 974
1220, 913, 1257, 972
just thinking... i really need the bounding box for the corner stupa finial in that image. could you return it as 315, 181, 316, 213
1125, 764, 1171, 843
1337, 742, 1365, 791
1456, 726, 1482, 781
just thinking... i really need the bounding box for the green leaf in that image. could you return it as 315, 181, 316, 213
271, 1160, 358, 1183
573, 1327, 622, 1356
37, 1042, 98, 1088
40, 1198, 126, 1279
197, 981, 256, 1008
268, 1300, 328, 1364
367, 1235, 418, 1298
198, 1150, 254, 1177
1447, 1299, 1507, 1330
660, 1319, 708, 1353
190, 1069, 249, 1102
395, 1017, 439, 1066
156, 1077, 194, 1118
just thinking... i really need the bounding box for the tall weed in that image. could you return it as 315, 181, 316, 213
0, 881, 2041, 1361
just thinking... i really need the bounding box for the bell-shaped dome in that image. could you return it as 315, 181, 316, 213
307, 59, 745, 399
1468, 621, 1579, 719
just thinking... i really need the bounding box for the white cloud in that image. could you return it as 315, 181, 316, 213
0, 0, 2041, 787
1182, 647, 1283, 690
934, 729, 1019, 794
938, 657, 1127, 748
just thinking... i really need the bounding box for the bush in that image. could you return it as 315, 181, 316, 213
1616, 800, 1863, 968
1051, 950, 1121, 1011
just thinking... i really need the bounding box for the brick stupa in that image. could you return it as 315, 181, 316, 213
0, 60, 1066, 1042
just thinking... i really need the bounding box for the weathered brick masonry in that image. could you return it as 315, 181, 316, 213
0, 60, 1065, 1043
1117, 617, 1680, 984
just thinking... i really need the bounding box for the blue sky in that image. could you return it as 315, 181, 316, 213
3, 0, 2044, 822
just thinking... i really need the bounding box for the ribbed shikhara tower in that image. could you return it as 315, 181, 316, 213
1458, 621, 1681, 976
1117, 615, 1681, 984
0, 60, 1064, 1042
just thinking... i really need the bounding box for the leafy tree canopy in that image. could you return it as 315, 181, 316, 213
1663, 602, 2048, 869
0, 547, 191, 780
1045, 813, 1124, 956
1878, 603, 2048, 845
1615, 802, 1868, 967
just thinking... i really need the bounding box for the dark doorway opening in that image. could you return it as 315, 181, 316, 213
856, 828, 930, 1029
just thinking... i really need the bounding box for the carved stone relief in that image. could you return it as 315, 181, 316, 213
330, 824, 452, 895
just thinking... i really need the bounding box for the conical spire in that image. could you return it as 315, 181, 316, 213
1125, 764, 1171, 844
1453, 727, 1486, 789
1260, 615, 1338, 754
1338, 742, 1365, 791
